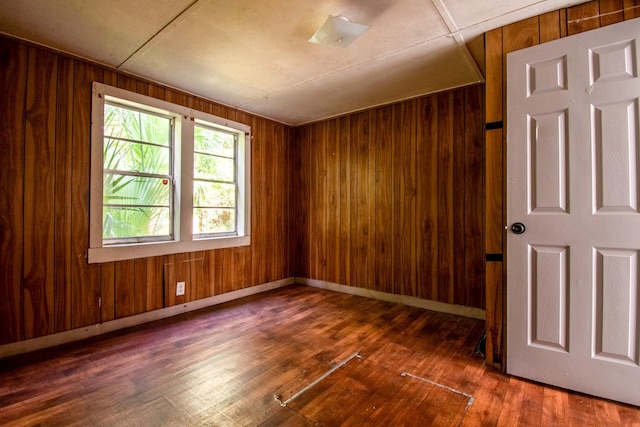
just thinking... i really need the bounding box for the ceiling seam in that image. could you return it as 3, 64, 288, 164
430, 0, 459, 33
430, 0, 486, 82
236, 32, 479, 110
116, 0, 201, 69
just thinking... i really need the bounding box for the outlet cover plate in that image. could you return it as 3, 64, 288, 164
176, 281, 186, 296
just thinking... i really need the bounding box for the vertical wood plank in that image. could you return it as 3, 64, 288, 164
163, 254, 177, 307
567, 1, 601, 35
103, 70, 117, 87
251, 116, 266, 285
599, 0, 624, 26
416, 97, 438, 300
233, 247, 247, 291
202, 250, 216, 297
189, 252, 205, 299
147, 256, 164, 311
54, 56, 74, 333
485, 29, 503, 124
213, 250, 225, 295
325, 118, 340, 284
264, 119, 276, 283
116, 74, 137, 92
23, 47, 57, 339
437, 92, 455, 304
223, 248, 235, 293
283, 126, 294, 279
273, 122, 286, 281
485, 129, 504, 255
314, 122, 327, 281
115, 260, 135, 319
503, 17, 540, 55
297, 126, 311, 279
452, 90, 467, 305
352, 112, 372, 288
100, 263, 115, 322
366, 111, 377, 291
559, 9, 568, 37
539, 11, 563, 43
373, 106, 393, 294
623, 0, 640, 19
485, 261, 504, 368
0, 39, 27, 344
400, 102, 417, 296
338, 117, 351, 286
134, 258, 148, 314
70, 61, 102, 328
100, 262, 116, 322
465, 86, 485, 308
189, 251, 207, 300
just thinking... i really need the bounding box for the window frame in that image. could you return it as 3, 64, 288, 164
88, 82, 251, 264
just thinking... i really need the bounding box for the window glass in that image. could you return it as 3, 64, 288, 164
193, 124, 237, 236
89, 82, 251, 263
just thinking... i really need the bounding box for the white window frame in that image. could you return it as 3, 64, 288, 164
88, 82, 251, 263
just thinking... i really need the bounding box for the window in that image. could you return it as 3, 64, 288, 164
89, 83, 250, 263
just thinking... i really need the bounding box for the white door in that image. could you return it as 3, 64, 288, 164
507, 18, 640, 406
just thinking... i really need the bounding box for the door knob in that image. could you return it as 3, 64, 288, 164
511, 222, 526, 234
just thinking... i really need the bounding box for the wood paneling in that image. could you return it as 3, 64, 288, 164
0, 36, 292, 345
483, 0, 638, 368
464, 86, 485, 308
70, 60, 102, 329
54, 56, 75, 333
567, 1, 602, 34
0, 39, 27, 344
373, 107, 393, 295
416, 97, 438, 301
436, 92, 455, 304
23, 47, 57, 339
293, 86, 485, 308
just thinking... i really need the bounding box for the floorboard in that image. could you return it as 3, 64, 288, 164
0, 284, 638, 426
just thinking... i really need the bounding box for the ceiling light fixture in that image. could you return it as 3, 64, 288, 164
309, 15, 370, 48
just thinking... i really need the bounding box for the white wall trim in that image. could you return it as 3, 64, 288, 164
296, 277, 486, 320
0, 278, 294, 359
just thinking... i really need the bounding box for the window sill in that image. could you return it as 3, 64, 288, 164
87, 235, 250, 263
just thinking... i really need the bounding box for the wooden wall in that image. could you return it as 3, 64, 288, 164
0, 36, 293, 345
483, 0, 640, 368
291, 86, 485, 309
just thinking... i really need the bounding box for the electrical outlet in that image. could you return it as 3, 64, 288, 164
176, 281, 186, 296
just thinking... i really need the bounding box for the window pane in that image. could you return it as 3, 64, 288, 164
194, 125, 235, 157
194, 153, 234, 182
104, 174, 171, 207
105, 103, 171, 146
103, 206, 171, 239
193, 208, 235, 234
193, 181, 235, 208
104, 138, 170, 175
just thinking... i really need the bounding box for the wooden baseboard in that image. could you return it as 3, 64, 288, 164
296, 277, 486, 320
0, 278, 294, 359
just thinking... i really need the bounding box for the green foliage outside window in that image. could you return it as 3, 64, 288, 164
103, 104, 172, 240
193, 125, 237, 235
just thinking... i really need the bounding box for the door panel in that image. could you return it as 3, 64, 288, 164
530, 244, 569, 351
507, 18, 640, 406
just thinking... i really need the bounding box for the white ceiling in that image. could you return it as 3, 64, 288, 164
0, 0, 586, 125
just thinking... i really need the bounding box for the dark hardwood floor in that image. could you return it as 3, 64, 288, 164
1, 284, 638, 426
